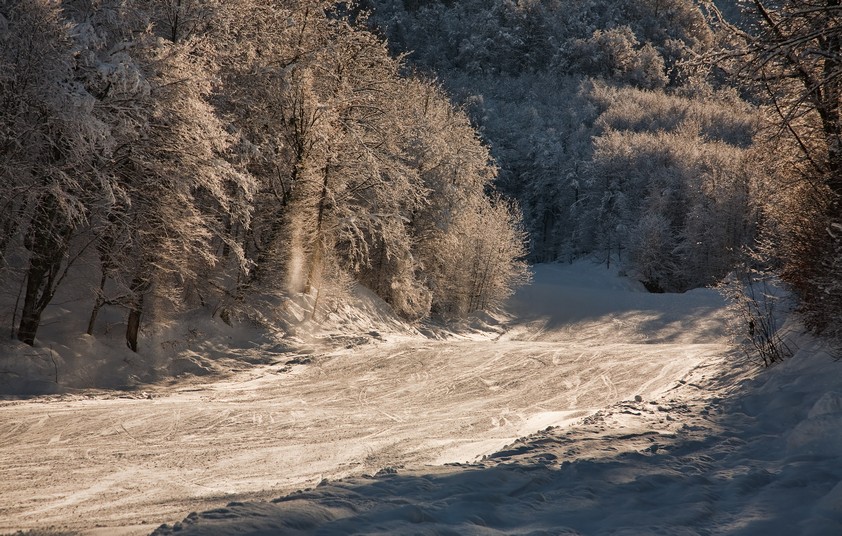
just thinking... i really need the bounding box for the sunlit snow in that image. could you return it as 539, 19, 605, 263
2, 262, 841, 535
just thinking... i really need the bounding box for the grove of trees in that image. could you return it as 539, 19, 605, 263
707, 0, 842, 336
368, 0, 842, 338
0, 0, 528, 351
368, 0, 758, 293
4, 0, 840, 353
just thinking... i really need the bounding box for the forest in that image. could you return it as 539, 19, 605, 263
0, 0, 529, 352
4, 3, 842, 533
366, 0, 842, 338
1, 0, 841, 351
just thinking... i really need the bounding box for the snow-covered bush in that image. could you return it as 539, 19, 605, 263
720, 267, 793, 367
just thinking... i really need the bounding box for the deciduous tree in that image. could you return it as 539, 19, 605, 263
708, 0, 842, 333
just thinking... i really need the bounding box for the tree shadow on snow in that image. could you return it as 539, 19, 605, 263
152, 361, 842, 536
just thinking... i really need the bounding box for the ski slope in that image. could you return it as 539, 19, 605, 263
0, 262, 747, 534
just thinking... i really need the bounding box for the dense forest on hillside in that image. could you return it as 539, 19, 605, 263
2, 0, 841, 351
0, 0, 528, 351
367, 0, 758, 292
367, 0, 842, 338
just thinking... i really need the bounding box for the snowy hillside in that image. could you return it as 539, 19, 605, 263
6, 261, 838, 535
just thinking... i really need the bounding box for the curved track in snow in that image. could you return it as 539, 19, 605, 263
0, 263, 731, 534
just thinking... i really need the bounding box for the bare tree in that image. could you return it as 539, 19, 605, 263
706, 0, 842, 334
0, 1, 105, 345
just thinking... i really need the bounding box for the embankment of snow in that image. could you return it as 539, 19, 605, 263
0, 279, 420, 396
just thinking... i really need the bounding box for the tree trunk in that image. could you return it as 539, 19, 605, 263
17, 255, 56, 345
126, 305, 142, 352
245, 164, 298, 290
125, 275, 150, 352
16, 195, 71, 346
246, 208, 289, 288
306, 161, 332, 294
86, 270, 108, 336
818, 0, 842, 199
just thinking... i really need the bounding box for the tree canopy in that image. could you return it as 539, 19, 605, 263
0, 0, 528, 350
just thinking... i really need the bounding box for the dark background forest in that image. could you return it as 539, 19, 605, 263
364, 0, 842, 340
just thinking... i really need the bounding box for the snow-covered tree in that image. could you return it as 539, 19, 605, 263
394, 78, 529, 315
580, 85, 758, 290
563, 27, 668, 90
65, 0, 253, 351
366, 0, 729, 272
2, 0, 533, 352
709, 0, 842, 334
0, 0, 106, 345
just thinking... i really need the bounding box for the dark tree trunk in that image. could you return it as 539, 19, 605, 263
86, 270, 108, 336
245, 208, 287, 288
125, 275, 150, 352
87, 221, 119, 336
17, 253, 59, 345
16, 194, 72, 346
244, 165, 297, 290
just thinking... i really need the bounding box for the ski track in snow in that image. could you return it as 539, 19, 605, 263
0, 263, 731, 534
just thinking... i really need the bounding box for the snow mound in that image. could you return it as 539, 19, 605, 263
0, 278, 419, 396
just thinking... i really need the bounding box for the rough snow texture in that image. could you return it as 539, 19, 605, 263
153, 332, 842, 536
2, 262, 841, 535
0, 278, 420, 397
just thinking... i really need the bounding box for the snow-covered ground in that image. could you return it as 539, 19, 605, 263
2, 262, 841, 535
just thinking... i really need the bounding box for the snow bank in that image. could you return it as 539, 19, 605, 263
0, 275, 421, 397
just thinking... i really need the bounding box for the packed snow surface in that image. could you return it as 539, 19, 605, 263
2, 262, 841, 535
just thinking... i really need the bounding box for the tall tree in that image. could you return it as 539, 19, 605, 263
709, 0, 842, 333
66, 0, 251, 350
0, 0, 105, 345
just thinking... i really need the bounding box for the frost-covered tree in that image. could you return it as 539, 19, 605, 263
366, 0, 729, 271
709, 0, 842, 334
563, 26, 668, 90
0, 0, 106, 345
214, 2, 420, 311
391, 78, 528, 316
451, 74, 597, 262
210, 1, 526, 320
2, 0, 532, 354
579, 84, 758, 290
65, 0, 252, 351
436, 194, 530, 316
370, 0, 711, 76
149, 0, 219, 44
